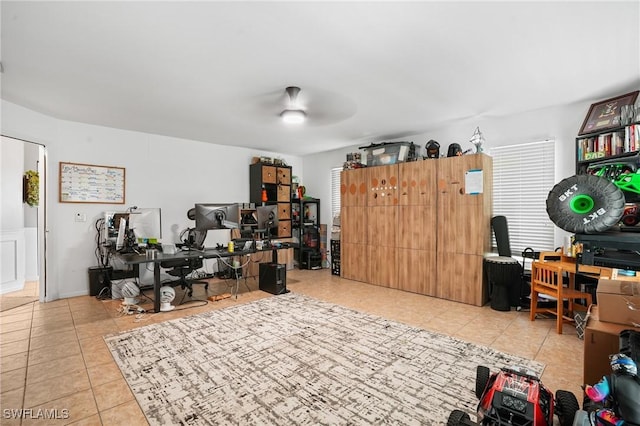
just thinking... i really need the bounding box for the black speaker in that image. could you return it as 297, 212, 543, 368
88, 266, 112, 296
259, 263, 288, 295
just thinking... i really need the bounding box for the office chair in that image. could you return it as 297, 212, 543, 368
161, 224, 209, 297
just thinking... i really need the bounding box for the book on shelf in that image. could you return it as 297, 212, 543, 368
578, 124, 639, 161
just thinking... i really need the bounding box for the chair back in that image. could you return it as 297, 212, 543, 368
531, 261, 563, 295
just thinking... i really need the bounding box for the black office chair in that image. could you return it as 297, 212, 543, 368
161, 224, 209, 297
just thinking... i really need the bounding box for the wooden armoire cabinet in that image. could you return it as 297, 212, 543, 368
397, 160, 437, 296
340, 154, 492, 306
340, 167, 368, 283
436, 154, 493, 306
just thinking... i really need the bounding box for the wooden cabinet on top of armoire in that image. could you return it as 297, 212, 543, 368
436, 154, 493, 306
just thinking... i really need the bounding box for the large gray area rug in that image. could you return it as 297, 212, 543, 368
105, 293, 544, 425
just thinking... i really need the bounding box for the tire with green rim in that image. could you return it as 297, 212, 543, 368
546, 174, 625, 234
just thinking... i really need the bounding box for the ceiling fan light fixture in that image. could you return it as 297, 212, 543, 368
281, 109, 306, 124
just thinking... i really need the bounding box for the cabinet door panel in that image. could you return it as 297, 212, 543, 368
368, 165, 399, 206
368, 245, 397, 288
277, 167, 291, 185
397, 248, 436, 295
368, 206, 397, 248
278, 220, 291, 238
397, 205, 436, 250
342, 206, 367, 244
262, 166, 277, 184
277, 185, 290, 202
279, 203, 291, 220
341, 169, 368, 207
399, 161, 436, 206
436, 253, 486, 306
342, 242, 369, 282
437, 154, 492, 255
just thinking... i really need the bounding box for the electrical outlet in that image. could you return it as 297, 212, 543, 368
75, 213, 86, 222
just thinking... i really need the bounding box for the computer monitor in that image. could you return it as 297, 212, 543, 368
257, 204, 279, 238
194, 203, 240, 231
128, 208, 162, 243
115, 215, 127, 251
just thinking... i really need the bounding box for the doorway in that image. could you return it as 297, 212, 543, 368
0, 135, 47, 309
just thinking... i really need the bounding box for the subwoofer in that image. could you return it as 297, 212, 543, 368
88, 266, 113, 296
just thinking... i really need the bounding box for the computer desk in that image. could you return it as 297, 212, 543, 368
120, 248, 255, 313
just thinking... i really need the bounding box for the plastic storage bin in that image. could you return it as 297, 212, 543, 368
360, 141, 415, 166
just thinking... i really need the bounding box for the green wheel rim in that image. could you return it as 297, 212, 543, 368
569, 194, 595, 214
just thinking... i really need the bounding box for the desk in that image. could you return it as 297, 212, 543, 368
541, 257, 607, 288
119, 248, 254, 313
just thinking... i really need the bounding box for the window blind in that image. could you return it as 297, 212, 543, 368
330, 167, 342, 222
490, 140, 556, 254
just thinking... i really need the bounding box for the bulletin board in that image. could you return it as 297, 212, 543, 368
59, 162, 126, 204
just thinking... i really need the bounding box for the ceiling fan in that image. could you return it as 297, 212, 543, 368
280, 86, 306, 124
239, 85, 357, 126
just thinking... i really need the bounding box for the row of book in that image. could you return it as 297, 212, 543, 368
577, 124, 640, 161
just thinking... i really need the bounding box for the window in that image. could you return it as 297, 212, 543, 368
330, 167, 342, 222
490, 140, 556, 254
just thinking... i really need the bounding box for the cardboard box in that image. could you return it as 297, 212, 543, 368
596, 278, 640, 326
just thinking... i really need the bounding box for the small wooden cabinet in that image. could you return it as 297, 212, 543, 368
249, 163, 292, 238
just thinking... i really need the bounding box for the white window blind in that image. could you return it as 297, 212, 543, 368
330, 167, 342, 222
490, 140, 556, 254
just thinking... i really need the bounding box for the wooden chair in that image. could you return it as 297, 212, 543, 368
529, 260, 593, 334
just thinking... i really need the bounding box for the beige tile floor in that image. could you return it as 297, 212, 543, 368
0, 270, 587, 425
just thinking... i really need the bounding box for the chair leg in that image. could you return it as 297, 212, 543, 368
530, 290, 537, 322
556, 298, 564, 334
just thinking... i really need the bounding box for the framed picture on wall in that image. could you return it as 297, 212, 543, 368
578, 91, 639, 135
59, 162, 126, 204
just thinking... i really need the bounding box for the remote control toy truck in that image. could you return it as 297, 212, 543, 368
447, 365, 579, 426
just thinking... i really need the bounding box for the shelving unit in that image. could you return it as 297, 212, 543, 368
292, 198, 321, 269
576, 121, 640, 174
249, 163, 292, 238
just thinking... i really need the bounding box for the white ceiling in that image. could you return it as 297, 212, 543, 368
2, 1, 639, 156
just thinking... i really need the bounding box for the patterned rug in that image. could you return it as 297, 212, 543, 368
105, 293, 544, 425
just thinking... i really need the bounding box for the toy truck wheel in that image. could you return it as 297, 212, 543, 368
475, 365, 490, 399
555, 390, 579, 426
447, 410, 471, 426
622, 214, 639, 227
546, 174, 625, 234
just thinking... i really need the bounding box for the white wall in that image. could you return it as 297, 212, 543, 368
302, 100, 596, 250
1, 137, 26, 293
2, 100, 303, 300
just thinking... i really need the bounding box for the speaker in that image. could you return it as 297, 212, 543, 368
88, 266, 113, 296
259, 263, 288, 295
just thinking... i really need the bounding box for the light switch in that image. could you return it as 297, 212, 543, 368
75, 213, 86, 222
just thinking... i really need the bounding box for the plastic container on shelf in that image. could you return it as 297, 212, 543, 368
359, 141, 414, 166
